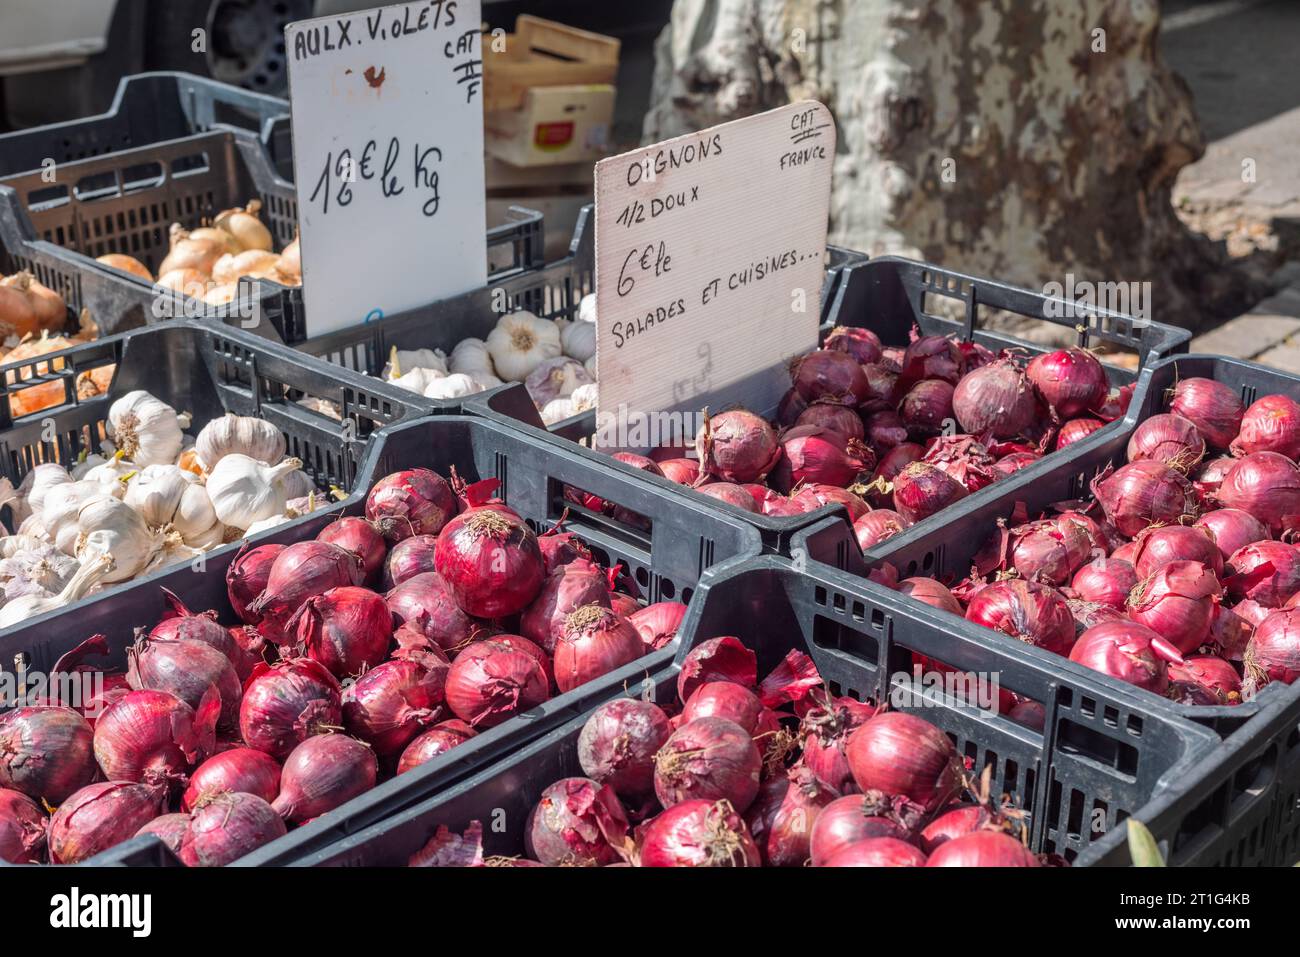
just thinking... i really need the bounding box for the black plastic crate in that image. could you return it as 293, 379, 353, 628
0, 414, 761, 865
469, 254, 1192, 553
296, 555, 1219, 867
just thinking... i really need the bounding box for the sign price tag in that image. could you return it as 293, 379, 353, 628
285, 0, 487, 337
592, 101, 834, 450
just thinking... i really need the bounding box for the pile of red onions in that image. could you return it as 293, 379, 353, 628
406, 636, 1046, 868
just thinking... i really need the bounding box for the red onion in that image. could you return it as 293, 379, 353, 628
864, 409, 909, 450
1226, 541, 1300, 608
386, 572, 476, 656
0, 788, 46, 863
1128, 560, 1222, 653
1244, 609, 1300, 690
1218, 452, 1300, 535
771, 426, 873, 492
791, 350, 871, 406
824, 325, 883, 364
965, 580, 1076, 655
639, 798, 760, 867
128, 635, 242, 728
249, 542, 365, 646
1067, 599, 1127, 635
900, 335, 961, 386
795, 403, 866, 439
149, 589, 241, 665
681, 682, 763, 734
1126, 414, 1205, 470
521, 561, 611, 654
657, 457, 701, 485
343, 650, 449, 757
0, 706, 96, 803
397, 719, 477, 774
380, 534, 439, 589
1232, 394, 1300, 459
654, 717, 762, 812
629, 602, 688, 650
435, 508, 545, 618
1192, 456, 1237, 506
536, 528, 594, 574
239, 658, 342, 759
919, 804, 988, 853
181, 791, 286, 866
524, 777, 629, 866
1168, 656, 1242, 705
952, 359, 1037, 437
873, 442, 925, 488
900, 379, 956, 437
607, 591, 640, 618
182, 747, 281, 811
226, 543, 285, 625
854, 510, 909, 550
958, 340, 998, 373
365, 468, 457, 543
893, 461, 968, 524
922, 435, 998, 494
134, 813, 190, 857
743, 768, 832, 867
1169, 378, 1244, 449
577, 698, 671, 797
823, 837, 928, 867
1133, 524, 1223, 578
1025, 347, 1107, 418
925, 830, 1039, 867
697, 482, 761, 512
611, 451, 665, 479
554, 604, 644, 694
1111, 541, 1139, 564
1197, 509, 1270, 561
47, 781, 164, 864
1093, 383, 1136, 422
695, 410, 781, 483
94, 689, 215, 791
444, 637, 550, 727
845, 712, 962, 813
791, 483, 870, 520
291, 586, 393, 679
1009, 700, 1046, 730
271, 734, 376, 824
678, 637, 757, 702
1208, 603, 1254, 662
897, 577, 963, 615
809, 793, 916, 865
1055, 417, 1105, 449
860, 363, 902, 413
1069, 621, 1183, 692
317, 517, 387, 585
1071, 558, 1138, 607
775, 388, 808, 427
1093, 461, 1196, 538
798, 692, 876, 795
1010, 516, 1095, 586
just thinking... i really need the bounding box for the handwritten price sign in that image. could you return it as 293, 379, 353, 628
286, 0, 486, 337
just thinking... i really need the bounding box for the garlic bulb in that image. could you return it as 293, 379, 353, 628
383, 346, 447, 380
122, 464, 221, 546
108, 391, 185, 467
540, 398, 577, 426
423, 373, 480, 399
149, 528, 205, 572
570, 383, 599, 413
24, 463, 72, 519
577, 293, 597, 324
0, 535, 45, 559
206, 454, 304, 530
584, 355, 596, 379
0, 542, 78, 600
561, 318, 596, 362
243, 513, 292, 537
42, 482, 108, 554
449, 338, 494, 377
297, 396, 343, 421
390, 367, 445, 395
70, 453, 107, 480
0, 552, 114, 628
279, 469, 317, 500
195, 413, 286, 472
485, 312, 561, 382
74, 497, 161, 583
467, 372, 504, 392
17, 514, 48, 539
526, 357, 593, 408
81, 450, 135, 492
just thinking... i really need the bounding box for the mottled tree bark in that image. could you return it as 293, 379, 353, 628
645, 0, 1255, 335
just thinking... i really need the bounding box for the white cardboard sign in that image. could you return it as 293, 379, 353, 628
285, 0, 486, 337
593, 101, 834, 450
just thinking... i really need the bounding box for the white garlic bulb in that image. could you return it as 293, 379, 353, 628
243, 513, 292, 537
279, 469, 317, 500
540, 398, 577, 426
0, 534, 46, 559
24, 464, 72, 520
467, 372, 504, 392
485, 311, 561, 382
81, 450, 135, 493
383, 346, 447, 380
0, 542, 78, 600
122, 464, 221, 546
526, 357, 593, 408
423, 373, 480, 399
195, 413, 287, 472
577, 293, 597, 323
42, 482, 109, 555
206, 454, 304, 530
561, 319, 596, 362
449, 338, 494, 377
390, 367, 445, 395
74, 497, 161, 583
570, 383, 599, 413
70, 453, 108, 480
0, 552, 115, 628
17, 514, 48, 540
107, 391, 186, 467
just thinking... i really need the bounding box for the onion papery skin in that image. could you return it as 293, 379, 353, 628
696, 482, 760, 512
554, 605, 644, 694
952, 359, 1037, 438
226, 543, 285, 625
1197, 509, 1270, 562
1226, 541, 1300, 608
822, 837, 929, 867
790, 483, 869, 521
1026, 348, 1107, 419
0, 706, 96, 803
1127, 560, 1222, 654
317, 517, 387, 585
48, 781, 165, 864
893, 461, 968, 524
577, 698, 672, 797
537, 530, 594, 574
653, 717, 762, 812
923, 435, 998, 495
181, 792, 287, 866
695, 410, 781, 483
291, 585, 393, 679
798, 694, 876, 795
521, 561, 613, 654
525, 777, 629, 866
93, 690, 211, 792
745, 771, 832, 866
1169, 378, 1245, 449
365, 468, 457, 543
150, 591, 245, 669
1126, 414, 1205, 471
0, 788, 47, 863
397, 719, 477, 774
1168, 656, 1242, 705
1208, 603, 1255, 663
809, 794, 914, 866
239, 658, 343, 759
965, 580, 1076, 655
1132, 524, 1223, 578
1069, 621, 1181, 692
677, 636, 758, 703
845, 712, 962, 814
1217, 452, 1300, 535
924, 830, 1039, 867
382, 535, 440, 589
182, 747, 282, 811
1244, 609, 1300, 690
1232, 394, 1300, 459
824, 326, 883, 364
1071, 558, 1139, 608
343, 652, 449, 757
128, 636, 242, 729
444, 638, 550, 727
435, 509, 545, 618
790, 350, 871, 406
639, 799, 761, 867
270, 734, 376, 825
386, 572, 476, 656
249, 542, 365, 646
1093, 461, 1197, 538
629, 602, 688, 650
1010, 517, 1094, 586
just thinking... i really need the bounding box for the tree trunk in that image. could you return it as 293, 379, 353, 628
644, 0, 1259, 336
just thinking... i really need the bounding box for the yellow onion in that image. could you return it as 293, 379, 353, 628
215, 200, 272, 252
159, 224, 224, 276
96, 254, 152, 281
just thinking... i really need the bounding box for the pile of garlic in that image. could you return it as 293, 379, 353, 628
0, 396, 325, 626
380, 293, 598, 426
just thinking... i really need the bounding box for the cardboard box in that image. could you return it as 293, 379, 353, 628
485, 84, 615, 167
